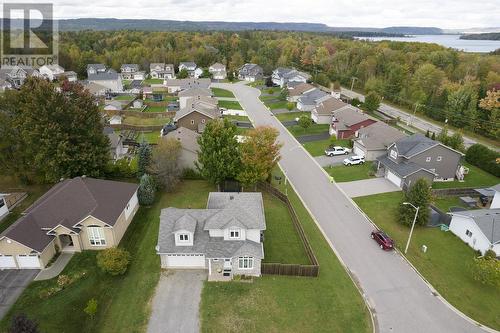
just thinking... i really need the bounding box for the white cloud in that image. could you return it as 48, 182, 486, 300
5, 0, 499, 29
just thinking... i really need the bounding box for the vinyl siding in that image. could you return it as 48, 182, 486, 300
409, 145, 461, 180
449, 216, 493, 255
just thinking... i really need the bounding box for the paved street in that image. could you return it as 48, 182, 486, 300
340, 87, 498, 151
213, 81, 488, 333
0, 269, 39, 319
147, 270, 206, 333
337, 178, 401, 198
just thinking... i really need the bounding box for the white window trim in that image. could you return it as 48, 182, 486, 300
426, 157, 431, 162
229, 228, 241, 239
190, 119, 195, 125
238, 256, 254, 269
178, 233, 190, 242
390, 150, 397, 159
88, 226, 106, 246
465, 229, 472, 237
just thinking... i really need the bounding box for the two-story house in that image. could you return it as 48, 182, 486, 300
311, 96, 348, 124
178, 87, 213, 108
209, 63, 227, 80
173, 96, 220, 133
329, 105, 377, 138
164, 78, 211, 93
376, 134, 464, 189
287, 82, 316, 102
179, 62, 201, 78
353, 122, 407, 160
296, 88, 331, 111
272, 67, 310, 88
150, 63, 175, 79
238, 63, 263, 82
0, 66, 41, 89
156, 192, 266, 279
88, 69, 124, 93
120, 64, 145, 80
86, 64, 107, 76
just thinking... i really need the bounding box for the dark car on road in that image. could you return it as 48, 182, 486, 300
371, 230, 394, 250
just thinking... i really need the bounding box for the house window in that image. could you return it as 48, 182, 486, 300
426, 157, 431, 162
390, 150, 397, 159
238, 256, 254, 269
201, 119, 206, 124
229, 228, 240, 239
465, 230, 472, 237
437, 156, 442, 162
191, 120, 195, 125
88, 226, 106, 246
179, 234, 189, 242
0, 198, 4, 208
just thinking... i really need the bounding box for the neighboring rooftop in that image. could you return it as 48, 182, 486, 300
377, 155, 435, 178
356, 122, 407, 150
331, 105, 373, 130
314, 97, 347, 115
165, 127, 200, 154
391, 133, 460, 158
451, 209, 500, 244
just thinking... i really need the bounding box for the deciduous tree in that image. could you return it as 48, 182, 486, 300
148, 138, 182, 191
398, 178, 431, 227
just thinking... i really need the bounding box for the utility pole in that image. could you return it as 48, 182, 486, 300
407, 103, 420, 127
403, 202, 420, 254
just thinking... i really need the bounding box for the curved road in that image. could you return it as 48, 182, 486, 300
213, 82, 490, 333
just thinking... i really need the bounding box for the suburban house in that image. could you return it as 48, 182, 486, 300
150, 63, 175, 79
209, 63, 227, 80
104, 127, 127, 160
109, 115, 123, 125
164, 78, 211, 93
353, 122, 407, 160
179, 62, 199, 77
272, 67, 311, 87
88, 69, 124, 92
0, 194, 8, 220
0, 177, 139, 269
164, 127, 200, 170
156, 192, 266, 279
173, 96, 220, 133
311, 97, 348, 124
297, 88, 330, 111
329, 105, 377, 138
449, 209, 500, 255
86, 64, 107, 76
178, 87, 213, 108
104, 100, 126, 111
0, 65, 41, 89
84, 82, 107, 97
39, 64, 77, 82
491, 184, 500, 209
238, 63, 264, 82
287, 82, 317, 102
120, 64, 145, 80
376, 134, 464, 189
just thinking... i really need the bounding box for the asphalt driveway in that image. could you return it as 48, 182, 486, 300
0, 269, 39, 319
337, 178, 401, 198
315, 154, 354, 167
147, 270, 206, 333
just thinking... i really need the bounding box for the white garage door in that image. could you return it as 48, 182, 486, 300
16, 254, 41, 269
165, 254, 205, 268
353, 145, 365, 157
386, 170, 402, 187
0, 255, 17, 269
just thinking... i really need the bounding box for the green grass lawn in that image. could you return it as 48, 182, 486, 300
276, 111, 309, 122
267, 100, 290, 110
211, 87, 235, 98
114, 95, 136, 101
138, 131, 161, 144
223, 114, 250, 122
325, 162, 375, 182
288, 124, 329, 137
302, 138, 351, 157
201, 171, 372, 332
354, 192, 500, 330
218, 100, 243, 110
432, 162, 499, 189
122, 116, 169, 126
432, 196, 469, 212
248, 80, 264, 87
259, 94, 280, 102
262, 192, 310, 264
143, 78, 163, 85
144, 105, 167, 113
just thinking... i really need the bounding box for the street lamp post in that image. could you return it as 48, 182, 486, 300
403, 202, 420, 254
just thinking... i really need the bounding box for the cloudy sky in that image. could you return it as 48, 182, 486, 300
5, 0, 500, 29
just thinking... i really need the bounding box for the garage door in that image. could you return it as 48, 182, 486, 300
165, 254, 205, 268
386, 170, 402, 187
16, 254, 41, 269
0, 255, 17, 269
353, 145, 365, 157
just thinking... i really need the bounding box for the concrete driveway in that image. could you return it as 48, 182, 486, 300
0, 269, 39, 319
337, 178, 401, 198
147, 270, 206, 333
315, 154, 354, 167
212, 81, 486, 333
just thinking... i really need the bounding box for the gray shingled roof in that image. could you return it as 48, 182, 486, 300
173, 214, 197, 233
180, 62, 197, 69
88, 70, 120, 81
165, 127, 200, 154
393, 134, 439, 157
451, 209, 500, 244
165, 78, 211, 90
355, 122, 407, 151
331, 105, 373, 130
377, 155, 435, 178
174, 97, 220, 122
87, 64, 106, 71
314, 97, 347, 116
178, 87, 212, 97
206, 192, 266, 230
297, 88, 329, 105
288, 82, 315, 96
120, 64, 139, 71
2, 177, 138, 252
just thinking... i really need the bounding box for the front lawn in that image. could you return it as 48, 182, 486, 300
288, 124, 329, 137
143, 79, 163, 85
354, 192, 500, 330
218, 100, 243, 110
303, 138, 351, 157
276, 111, 309, 122
211, 87, 235, 98
200, 170, 372, 333
432, 162, 499, 189
267, 100, 290, 110
223, 115, 250, 123
325, 162, 375, 182
122, 116, 169, 126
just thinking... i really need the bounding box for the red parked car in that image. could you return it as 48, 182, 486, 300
371, 230, 394, 250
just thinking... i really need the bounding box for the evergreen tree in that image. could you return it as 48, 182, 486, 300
425, 129, 430, 138
137, 173, 156, 206
398, 178, 431, 227
363, 92, 381, 113
137, 142, 152, 177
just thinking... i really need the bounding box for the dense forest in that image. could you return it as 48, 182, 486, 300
58, 30, 500, 139
460, 33, 500, 41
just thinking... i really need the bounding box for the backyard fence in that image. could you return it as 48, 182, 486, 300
105, 109, 176, 118
431, 188, 479, 197
258, 182, 320, 277
109, 124, 164, 131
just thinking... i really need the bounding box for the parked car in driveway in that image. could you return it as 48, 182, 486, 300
371, 230, 394, 250
343, 155, 365, 166
325, 146, 351, 156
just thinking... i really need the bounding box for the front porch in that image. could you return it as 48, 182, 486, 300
207, 258, 232, 282
55, 233, 81, 253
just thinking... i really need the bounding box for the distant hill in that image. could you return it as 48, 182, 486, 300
380, 26, 443, 35
460, 33, 500, 41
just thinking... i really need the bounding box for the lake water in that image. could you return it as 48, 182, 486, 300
355, 35, 500, 53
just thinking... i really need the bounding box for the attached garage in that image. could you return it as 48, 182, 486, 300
16, 254, 41, 269
163, 254, 205, 269
353, 144, 365, 157
0, 255, 17, 269
386, 170, 402, 188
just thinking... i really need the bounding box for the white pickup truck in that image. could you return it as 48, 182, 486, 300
324, 146, 351, 157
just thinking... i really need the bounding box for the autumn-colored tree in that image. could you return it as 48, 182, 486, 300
237, 127, 282, 188
148, 138, 182, 191
479, 89, 500, 138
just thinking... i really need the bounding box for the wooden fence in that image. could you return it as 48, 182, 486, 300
105, 109, 176, 119
258, 182, 320, 277
109, 124, 165, 131
432, 188, 479, 197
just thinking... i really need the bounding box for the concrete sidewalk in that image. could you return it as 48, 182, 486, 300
35, 252, 73, 281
